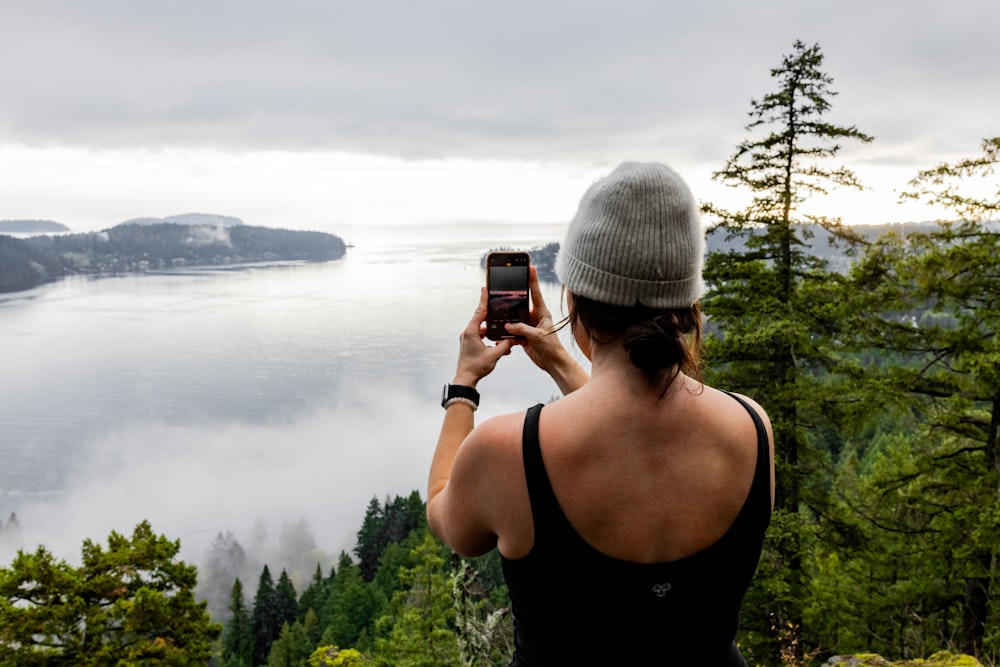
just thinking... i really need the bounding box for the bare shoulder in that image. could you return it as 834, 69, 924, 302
439, 409, 531, 557
457, 410, 526, 465
448, 409, 529, 512
701, 385, 775, 506
698, 385, 771, 431
728, 391, 772, 431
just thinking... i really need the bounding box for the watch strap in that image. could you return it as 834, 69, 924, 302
442, 383, 480, 409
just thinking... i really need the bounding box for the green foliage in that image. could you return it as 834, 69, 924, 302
321, 555, 386, 652
355, 491, 427, 582
309, 645, 368, 667
0, 520, 220, 665
701, 39, 873, 662
834, 137, 1000, 660
222, 577, 253, 666
372, 531, 460, 667
266, 618, 315, 667
251, 565, 279, 665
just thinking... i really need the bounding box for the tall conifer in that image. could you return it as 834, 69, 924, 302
222, 577, 253, 666
701, 39, 873, 660
251, 564, 278, 665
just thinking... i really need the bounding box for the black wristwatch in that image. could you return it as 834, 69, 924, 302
441, 383, 480, 410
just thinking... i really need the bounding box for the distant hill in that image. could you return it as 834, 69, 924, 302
120, 213, 245, 228
0, 222, 347, 294
489, 221, 993, 284
0, 220, 71, 234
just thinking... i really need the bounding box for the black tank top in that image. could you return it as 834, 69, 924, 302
500, 394, 771, 666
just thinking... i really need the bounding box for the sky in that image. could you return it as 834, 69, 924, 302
1, 0, 998, 232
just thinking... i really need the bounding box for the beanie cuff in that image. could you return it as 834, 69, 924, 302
556, 251, 704, 308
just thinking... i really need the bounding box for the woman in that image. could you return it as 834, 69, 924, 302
427, 162, 774, 665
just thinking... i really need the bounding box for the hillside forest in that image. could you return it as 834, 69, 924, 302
0, 40, 998, 666
0, 222, 347, 293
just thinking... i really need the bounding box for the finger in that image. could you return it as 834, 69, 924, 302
504, 321, 538, 339
527, 267, 553, 325
494, 338, 515, 356
466, 287, 489, 332
528, 266, 547, 309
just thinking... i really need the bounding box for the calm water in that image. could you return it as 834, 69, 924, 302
0, 222, 574, 561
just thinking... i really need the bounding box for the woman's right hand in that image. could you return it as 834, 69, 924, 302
506, 266, 590, 394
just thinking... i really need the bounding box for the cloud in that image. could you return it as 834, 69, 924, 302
2, 0, 997, 167
7, 385, 448, 567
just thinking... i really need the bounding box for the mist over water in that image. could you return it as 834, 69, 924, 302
0, 222, 573, 572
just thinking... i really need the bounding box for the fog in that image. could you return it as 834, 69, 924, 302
2, 379, 530, 561
0, 221, 573, 620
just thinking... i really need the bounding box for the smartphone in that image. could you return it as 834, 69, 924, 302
485, 251, 530, 341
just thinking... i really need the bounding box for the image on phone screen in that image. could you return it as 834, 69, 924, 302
486, 253, 529, 341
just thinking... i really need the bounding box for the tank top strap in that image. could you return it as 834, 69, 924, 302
721, 391, 772, 525
520, 403, 566, 540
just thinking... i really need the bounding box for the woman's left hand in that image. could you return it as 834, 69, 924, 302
453, 287, 514, 386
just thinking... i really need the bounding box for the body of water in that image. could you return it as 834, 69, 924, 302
0, 221, 575, 564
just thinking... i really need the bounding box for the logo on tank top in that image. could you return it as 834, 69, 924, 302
651, 582, 672, 597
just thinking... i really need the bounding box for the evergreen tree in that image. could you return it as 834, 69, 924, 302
299, 563, 331, 621
252, 564, 279, 666
844, 137, 1000, 661
355, 492, 427, 582
266, 619, 316, 667
355, 497, 385, 581
700, 39, 873, 659
0, 512, 23, 555
274, 568, 299, 631
321, 553, 386, 653
223, 577, 254, 666
0, 521, 220, 664
200, 530, 250, 621
371, 531, 460, 667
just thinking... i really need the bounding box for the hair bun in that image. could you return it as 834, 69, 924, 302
622, 317, 684, 372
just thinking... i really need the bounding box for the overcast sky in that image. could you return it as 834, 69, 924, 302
1, 0, 997, 230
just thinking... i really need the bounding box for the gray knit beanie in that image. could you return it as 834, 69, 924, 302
555, 161, 705, 308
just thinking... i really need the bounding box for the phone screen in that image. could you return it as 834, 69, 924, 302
486, 252, 530, 340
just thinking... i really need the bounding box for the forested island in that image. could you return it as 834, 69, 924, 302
0, 219, 71, 234
0, 220, 348, 293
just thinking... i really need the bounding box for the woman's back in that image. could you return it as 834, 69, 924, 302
518, 376, 769, 563
500, 383, 772, 665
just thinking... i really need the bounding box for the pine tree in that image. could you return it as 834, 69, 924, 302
700, 39, 873, 660
274, 569, 299, 631
0, 521, 220, 664
321, 553, 385, 653
266, 619, 315, 667
845, 137, 1000, 660
299, 563, 330, 620
371, 531, 460, 667
200, 530, 250, 621
355, 492, 427, 582
251, 564, 279, 666
355, 497, 384, 581
223, 577, 253, 666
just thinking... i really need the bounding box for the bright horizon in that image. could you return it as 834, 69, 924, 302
0, 146, 963, 235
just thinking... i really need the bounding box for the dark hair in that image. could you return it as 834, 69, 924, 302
567, 294, 702, 394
